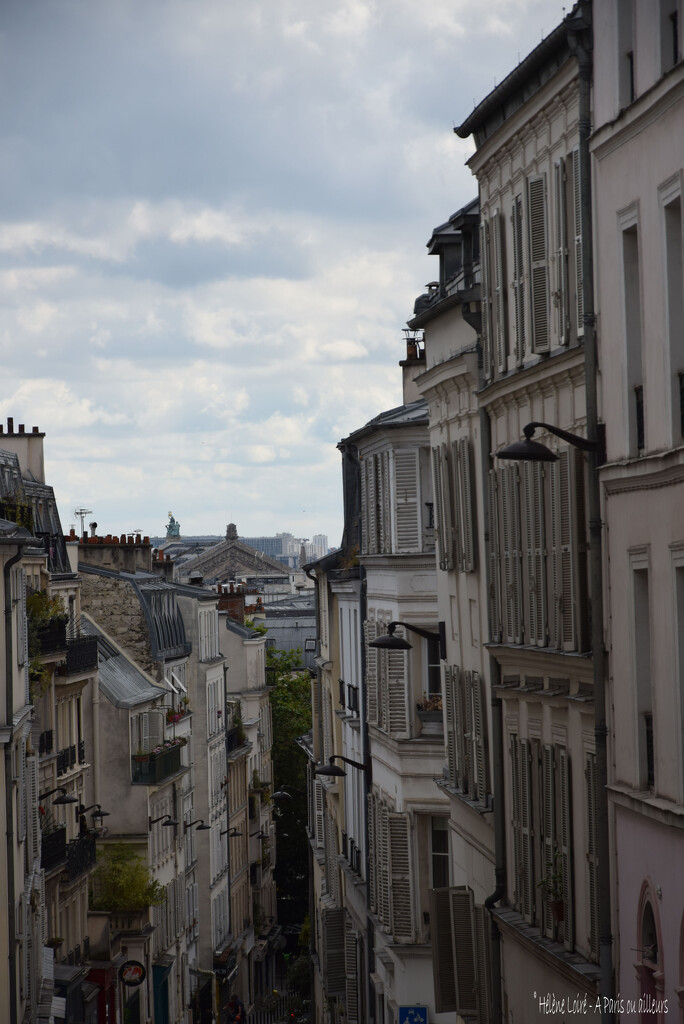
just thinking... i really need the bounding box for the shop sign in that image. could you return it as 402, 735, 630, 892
119, 961, 146, 986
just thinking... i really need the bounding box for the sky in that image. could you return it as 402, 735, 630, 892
1, 0, 567, 546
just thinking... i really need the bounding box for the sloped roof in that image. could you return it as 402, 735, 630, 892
82, 615, 165, 709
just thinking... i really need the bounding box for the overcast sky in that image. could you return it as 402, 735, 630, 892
1, 0, 566, 546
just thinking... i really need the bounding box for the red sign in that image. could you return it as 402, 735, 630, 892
119, 960, 146, 986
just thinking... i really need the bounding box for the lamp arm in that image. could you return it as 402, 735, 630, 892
525, 421, 596, 452
330, 755, 369, 772
388, 620, 440, 642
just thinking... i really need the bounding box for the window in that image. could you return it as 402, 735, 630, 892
492, 210, 507, 370
618, 0, 636, 106
199, 608, 219, 661
480, 218, 493, 378
554, 161, 570, 345
661, 185, 684, 442
632, 562, 653, 789
661, 0, 680, 71
444, 666, 489, 805
431, 817, 449, 888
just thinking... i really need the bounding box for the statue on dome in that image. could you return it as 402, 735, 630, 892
166, 512, 181, 539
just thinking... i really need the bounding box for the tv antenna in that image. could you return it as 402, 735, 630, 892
74, 508, 92, 536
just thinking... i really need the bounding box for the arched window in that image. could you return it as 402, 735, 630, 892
635, 883, 665, 1022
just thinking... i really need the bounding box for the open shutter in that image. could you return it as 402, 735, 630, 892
27, 756, 40, 865
511, 193, 526, 365
378, 802, 391, 930
464, 671, 474, 797
524, 461, 547, 646
451, 887, 478, 1017
364, 619, 379, 726
487, 470, 502, 642
389, 813, 413, 940
554, 159, 570, 345
444, 664, 459, 788
528, 174, 550, 353
360, 455, 368, 554
367, 793, 377, 913
585, 752, 599, 960
480, 220, 493, 379
492, 210, 507, 371
430, 888, 458, 1013
550, 449, 576, 650
19, 740, 27, 842
520, 739, 534, 921
559, 747, 574, 948
314, 779, 325, 849
381, 449, 392, 553
501, 464, 523, 644
471, 672, 487, 804
344, 915, 359, 1023
367, 457, 378, 554
394, 449, 420, 552
510, 737, 523, 910
387, 626, 408, 737
457, 438, 475, 572
323, 907, 346, 997
572, 148, 584, 337
431, 445, 454, 570
474, 903, 493, 1024
541, 744, 556, 934
16, 568, 28, 667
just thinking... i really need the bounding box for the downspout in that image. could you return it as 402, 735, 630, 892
480, 407, 505, 1024
304, 564, 320, 1024
568, 10, 613, 1020
5, 543, 26, 1024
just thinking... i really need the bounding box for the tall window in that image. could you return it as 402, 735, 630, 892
662, 188, 684, 442
618, 0, 636, 107
431, 817, 449, 888
661, 0, 680, 71
621, 217, 644, 454
633, 562, 653, 789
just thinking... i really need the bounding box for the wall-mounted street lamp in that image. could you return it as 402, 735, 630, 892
39, 787, 78, 806
250, 829, 268, 839
185, 819, 211, 832
220, 828, 242, 838
495, 420, 600, 463
149, 814, 177, 829
76, 803, 110, 826
369, 620, 446, 659
314, 755, 369, 779
272, 785, 305, 800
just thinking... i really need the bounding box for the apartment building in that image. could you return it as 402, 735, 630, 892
592, 0, 684, 1011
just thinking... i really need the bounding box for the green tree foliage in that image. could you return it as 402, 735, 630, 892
89, 843, 165, 911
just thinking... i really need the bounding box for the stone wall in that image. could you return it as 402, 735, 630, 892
81, 574, 156, 675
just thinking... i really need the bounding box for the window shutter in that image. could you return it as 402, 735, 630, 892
509, 738, 522, 912
511, 194, 526, 365
394, 449, 421, 552
378, 801, 391, 931
344, 915, 359, 1023
471, 672, 487, 804
430, 887, 458, 1013
387, 627, 408, 737
554, 159, 570, 345
501, 464, 523, 644
444, 664, 459, 788
314, 779, 325, 848
572, 148, 584, 337
16, 568, 27, 667
464, 670, 474, 797
431, 445, 454, 571
457, 438, 475, 572
450, 886, 478, 1018
389, 813, 413, 940
367, 793, 376, 912
585, 752, 599, 961
528, 174, 550, 353
487, 470, 502, 642
559, 747, 574, 948
541, 744, 556, 934
523, 461, 547, 646
360, 456, 368, 554
19, 740, 27, 842
323, 906, 346, 997
366, 457, 378, 554
176, 873, 184, 935
364, 619, 379, 726
550, 449, 576, 650
381, 449, 392, 553
325, 808, 339, 902
474, 902, 493, 1024
520, 739, 534, 921
480, 220, 493, 379
492, 210, 507, 371
27, 755, 40, 865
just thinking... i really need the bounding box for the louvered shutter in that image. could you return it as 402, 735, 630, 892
501, 464, 523, 644
550, 449, 576, 650
367, 793, 376, 913
492, 210, 507, 371
511, 194, 526, 365
474, 902, 492, 1024
480, 220, 493, 379
572, 148, 584, 337
541, 745, 556, 934
559, 747, 574, 948
360, 457, 368, 554
387, 627, 408, 737
27, 756, 40, 864
38, 870, 46, 944
366, 457, 378, 554
364, 619, 379, 726
176, 873, 184, 935
510, 737, 523, 911
381, 450, 392, 553
431, 445, 454, 570
487, 471, 502, 642
344, 915, 359, 1023
585, 753, 599, 960
464, 671, 474, 797
454, 667, 466, 791
554, 159, 570, 345
323, 907, 346, 997
19, 739, 27, 842
471, 672, 487, 804
430, 887, 458, 1013
520, 740, 534, 921
389, 813, 413, 940
523, 461, 547, 646
528, 174, 550, 353
444, 665, 459, 788
394, 449, 420, 552
457, 438, 475, 572
313, 779, 325, 848
16, 568, 28, 667
378, 802, 391, 930
450, 886, 478, 1018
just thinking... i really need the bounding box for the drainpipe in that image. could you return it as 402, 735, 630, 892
568, 9, 613, 1020
4, 542, 28, 1024
304, 563, 320, 1024
480, 407, 505, 1024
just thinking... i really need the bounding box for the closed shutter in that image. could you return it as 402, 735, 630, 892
550, 449, 576, 650
528, 174, 550, 353
501, 464, 523, 644
585, 752, 599, 961
450, 886, 478, 1018
38, 870, 46, 944
366, 456, 378, 555
471, 672, 487, 804
444, 664, 459, 788
378, 802, 391, 930
323, 907, 346, 997
430, 887, 458, 1013
367, 793, 376, 913
27, 756, 40, 864
344, 915, 359, 1023
523, 461, 547, 646
387, 626, 408, 737
360, 456, 368, 555
381, 449, 392, 553
480, 220, 493, 379
364, 619, 379, 726
554, 159, 570, 345
464, 671, 474, 797
572, 148, 584, 337
394, 449, 421, 552
456, 438, 475, 572
474, 902, 493, 1024
520, 740, 534, 921
511, 194, 526, 365
510, 737, 523, 911
314, 779, 325, 848
487, 470, 502, 642
492, 210, 507, 371
541, 744, 556, 934
389, 813, 413, 940
431, 445, 454, 571
559, 747, 574, 948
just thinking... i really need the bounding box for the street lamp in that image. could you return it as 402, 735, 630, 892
148, 814, 177, 829
314, 755, 369, 778
495, 420, 599, 462
38, 787, 78, 806
220, 828, 242, 838
185, 819, 211, 832
369, 620, 446, 659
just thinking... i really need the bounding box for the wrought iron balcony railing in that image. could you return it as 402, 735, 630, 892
41, 826, 67, 873
65, 833, 97, 882
131, 741, 185, 785
65, 635, 98, 675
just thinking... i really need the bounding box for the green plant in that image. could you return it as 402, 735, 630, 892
27, 589, 68, 700
537, 849, 564, 901
89, 843, 165, 911
417, 693, 442, 713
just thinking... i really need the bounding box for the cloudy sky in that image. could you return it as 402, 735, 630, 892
1, 0, 565, 546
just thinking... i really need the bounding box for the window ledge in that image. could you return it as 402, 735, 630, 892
435, 776, 492, 816
493, 906, 600, 990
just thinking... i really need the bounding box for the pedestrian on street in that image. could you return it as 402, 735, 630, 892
226, 994, 245, 1022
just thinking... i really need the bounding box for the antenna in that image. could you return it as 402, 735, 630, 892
74, 508, 92, 537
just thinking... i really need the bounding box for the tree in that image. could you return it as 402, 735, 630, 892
90, 843, 165, 911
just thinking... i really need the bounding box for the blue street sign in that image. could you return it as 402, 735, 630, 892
398, 1007, 428, 1024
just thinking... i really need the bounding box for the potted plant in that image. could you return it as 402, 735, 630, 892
538, 850, 565, 921
416, 693, 443, 718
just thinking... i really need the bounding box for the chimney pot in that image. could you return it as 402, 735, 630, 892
7, 418, 13, 432
32, 426, 39, 433
120, 534, 126, 544
143, 536, 149, 544
18, 424, 25, 434
0, 425, 3, 433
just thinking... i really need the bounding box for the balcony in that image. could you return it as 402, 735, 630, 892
131, 740, 186, 785
41, 826, 67, 873
57, 744, 82, 776
65, 834, 97, 882
36, 619, 67, 656
65, 635, 98, 675
39, 729, 54, 755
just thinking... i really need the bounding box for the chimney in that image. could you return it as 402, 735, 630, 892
400, 330, 426, 405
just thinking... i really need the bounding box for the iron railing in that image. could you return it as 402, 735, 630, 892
39, 729, 53, 755
66, 635, 98, 675
65, 834, 97, 881
131, 743, 184, 784
41, 827, 67, 873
